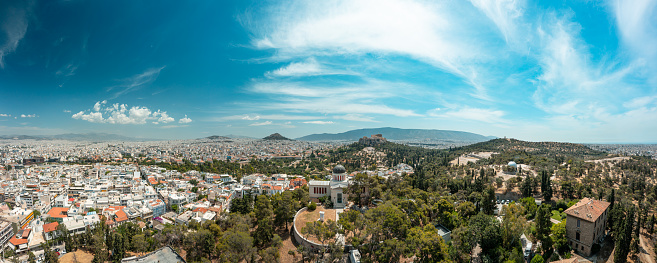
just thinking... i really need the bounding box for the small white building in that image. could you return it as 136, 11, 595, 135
308, 165, 349, 208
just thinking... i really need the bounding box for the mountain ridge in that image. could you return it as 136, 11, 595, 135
296, 127, 495, 142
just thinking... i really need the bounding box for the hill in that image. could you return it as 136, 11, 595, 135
263, 133, 292, 141
296, 127, 494, 142
453, 138, 607, 159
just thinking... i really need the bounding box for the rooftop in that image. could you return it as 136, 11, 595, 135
121, 246, 186, 263
43, 222, 59, 233
47, 207, 69, 218
564, 198, 610, 222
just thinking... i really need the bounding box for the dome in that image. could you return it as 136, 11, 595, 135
508, 161, 517, 167
333, 165, 346, 174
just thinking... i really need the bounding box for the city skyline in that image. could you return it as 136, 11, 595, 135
1, 0, 657, 143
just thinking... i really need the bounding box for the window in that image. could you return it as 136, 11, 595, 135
577, 219, 580, 227
337, 193, 342, 203
576, 232, 580, 241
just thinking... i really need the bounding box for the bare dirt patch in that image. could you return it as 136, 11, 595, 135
59, 250, 94, 263
294, 207, 338, 244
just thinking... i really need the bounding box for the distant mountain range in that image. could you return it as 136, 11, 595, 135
296, 127, 495, 142
0, 133, 157, 142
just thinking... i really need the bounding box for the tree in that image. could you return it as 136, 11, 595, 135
450, 226, 473, 263
456, 201, 476, 219
218, 223, 255, 263
530, 254, 545, 263
521, 176, 534, 198
551, 220, 569, 253
501, 203, 527, 250
407, 225, 449, 262
131, 234, 148, 252
481, 186, 496, 215
535, 204, 552, 252
540, 171, 553, 202
28, 252, 36, 263
254, 195, 274, 247
274, 191, 295, 230
614, 204, 635, 263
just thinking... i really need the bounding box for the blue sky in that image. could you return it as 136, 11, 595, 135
1, 0, 656, 143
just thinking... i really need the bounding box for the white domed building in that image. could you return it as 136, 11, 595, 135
508, 161, 517, 168
308, 165, 349, 208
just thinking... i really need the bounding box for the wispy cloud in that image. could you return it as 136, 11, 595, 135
302, 121, 334, 125
248, 80, 421, 117
249, 121, 272, 126
107, 66, 166, 99
72, 101, 188, 125
611, 0, 657, 61
63, 110, 71, 113
0, 1, 32, 68
333, 114, 378, 122
244, 0, 509, 100
532, 14, 639, 118
0, 114, 10, 117
469, 0, 525, 44
266, 57, 323, 77
212, 114, 321, 122
20, 114, 37, 118
428, 107, 507, 123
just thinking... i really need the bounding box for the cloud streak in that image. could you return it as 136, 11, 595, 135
107, 66, 166, 99
0, 1, 32, 68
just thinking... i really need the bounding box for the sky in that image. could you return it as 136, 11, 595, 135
1, 0, 656, 143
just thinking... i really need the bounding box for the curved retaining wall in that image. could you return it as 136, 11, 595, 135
292, 207, 328, 252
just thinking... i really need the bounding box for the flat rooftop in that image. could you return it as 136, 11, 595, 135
121, 246, 185, 263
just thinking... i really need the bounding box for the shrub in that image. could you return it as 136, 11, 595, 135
308, 202, 317, 211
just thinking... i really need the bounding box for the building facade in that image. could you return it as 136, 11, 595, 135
308, 165, 348, 208
564, 198, 610, 256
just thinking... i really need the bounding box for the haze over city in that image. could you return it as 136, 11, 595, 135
1, 0, 656, 143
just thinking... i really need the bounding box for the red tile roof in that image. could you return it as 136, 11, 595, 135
564, 198, 611, 222
193, 207, 208, 213
115, 210, 128, 222
47, 207, 68, 218
43, 222, 59, 233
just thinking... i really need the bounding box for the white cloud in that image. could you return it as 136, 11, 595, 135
623, 95, 657, 109
153, 110, 174, 124
179, 115, 192, 123
242, 115, 261, 121
428, 107, 507, 123
532, 15, 639, 118
20, 114, 36, 118
72, 101, 190, 125
333, 114, 378, 122
469, 0, 524, 44
0, 2, 32, 68
107, 67, 165, 99
161, 125, 189, 129
249, 121, 273, 126
266, 57, 324, 77
248, 80, 421, 117
213, 114, 321, 122
611, 0, 657, 62
244, 0, 507, 98
62, 110, 71, 113
0, 114, 10, 117
302, 121, 334, 125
